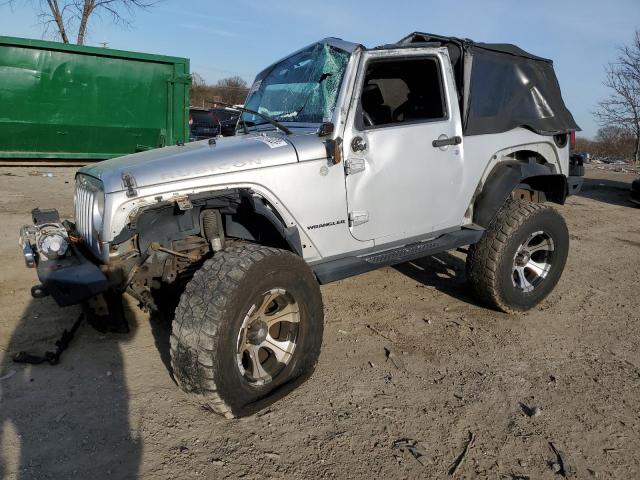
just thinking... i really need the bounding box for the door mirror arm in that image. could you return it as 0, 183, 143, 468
325, 137, 343, 164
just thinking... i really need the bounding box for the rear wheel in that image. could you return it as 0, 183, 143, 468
466, 200, 569, 313
170, 242, 323, 418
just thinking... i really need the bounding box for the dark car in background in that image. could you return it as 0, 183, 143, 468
215, 108, 240, 137
631, 177, 640, 206
189, 107, 238, 140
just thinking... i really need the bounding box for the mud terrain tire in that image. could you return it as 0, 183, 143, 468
170, 242, 323, 418
466, 200, 569, 313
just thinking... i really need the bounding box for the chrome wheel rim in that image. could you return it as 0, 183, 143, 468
512, 230, 555, 293
236, 288, 300, 386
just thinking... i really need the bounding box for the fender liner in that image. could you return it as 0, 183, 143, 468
244, 193, 303, 256
113, 188, 303, 257
473, 160, 565, 228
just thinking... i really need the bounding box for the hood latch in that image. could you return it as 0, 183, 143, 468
122, 172, 138, 198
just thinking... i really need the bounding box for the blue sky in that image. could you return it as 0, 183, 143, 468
2, 0, 639, 138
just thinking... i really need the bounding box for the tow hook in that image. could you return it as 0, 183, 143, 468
31, 284, 49, 299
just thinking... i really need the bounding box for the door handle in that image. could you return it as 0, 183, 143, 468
432, 136, 462, 148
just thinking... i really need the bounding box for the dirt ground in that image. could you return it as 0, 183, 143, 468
0, 164, 639, 480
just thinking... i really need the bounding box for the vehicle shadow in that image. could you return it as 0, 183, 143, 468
577, 177, 634, 208
148, 286, 182, 383
0, 296, 141, 480
394, 251, 487, 309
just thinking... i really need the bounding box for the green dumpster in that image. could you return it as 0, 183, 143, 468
0, 36, 190, 161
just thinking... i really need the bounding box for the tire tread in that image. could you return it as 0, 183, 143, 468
466, 200, 560, 313
170, 241, 317, 418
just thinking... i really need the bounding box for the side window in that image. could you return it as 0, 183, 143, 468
359, 57, 446, 128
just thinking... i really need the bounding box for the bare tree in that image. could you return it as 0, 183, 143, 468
214, 76, 249, 105
575, 126, 638, 161
190, 74, 250, 107
4, 0, 157, 45
594, 29, 640, 164
43, 0, 70, 43
191, 72, 206, 88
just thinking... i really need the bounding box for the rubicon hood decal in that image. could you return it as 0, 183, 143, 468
79, 132, 299, 193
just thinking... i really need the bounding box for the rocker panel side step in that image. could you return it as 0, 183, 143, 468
313, 227, 484, 284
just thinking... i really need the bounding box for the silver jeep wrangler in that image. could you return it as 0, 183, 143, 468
20, 32, 583, 417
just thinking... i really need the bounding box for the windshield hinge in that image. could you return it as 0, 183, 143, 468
348, 211, 369, 227
344, 158, 365, 175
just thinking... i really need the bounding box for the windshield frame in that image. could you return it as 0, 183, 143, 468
239, 38, 359, 133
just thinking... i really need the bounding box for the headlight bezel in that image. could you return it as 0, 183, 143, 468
92, 188, 105, 234
74, 174, 106, 257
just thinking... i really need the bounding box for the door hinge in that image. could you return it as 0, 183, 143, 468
348, 211, 369, 226
173, 195, 193, 211
344, 158, 365, 175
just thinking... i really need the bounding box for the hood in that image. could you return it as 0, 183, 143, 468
80, 131, 306, 193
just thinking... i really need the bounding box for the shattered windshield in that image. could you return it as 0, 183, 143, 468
242, 43, 350, 127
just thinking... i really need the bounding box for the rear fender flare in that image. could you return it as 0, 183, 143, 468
472, 160, 565, 227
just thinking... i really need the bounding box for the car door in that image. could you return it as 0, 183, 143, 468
342, 48, 464, 243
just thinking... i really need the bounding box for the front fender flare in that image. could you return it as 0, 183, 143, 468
244, 193, 303, 256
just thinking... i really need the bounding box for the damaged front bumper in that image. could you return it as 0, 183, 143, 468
20, 208, 108, 307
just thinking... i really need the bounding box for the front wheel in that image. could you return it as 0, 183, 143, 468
170, 242, 324, 418
466, 200, 569, 313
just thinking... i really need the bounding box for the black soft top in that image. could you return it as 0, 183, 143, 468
394, 32, 579, 136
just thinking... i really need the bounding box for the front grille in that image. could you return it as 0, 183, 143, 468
74, 175, 102, 258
